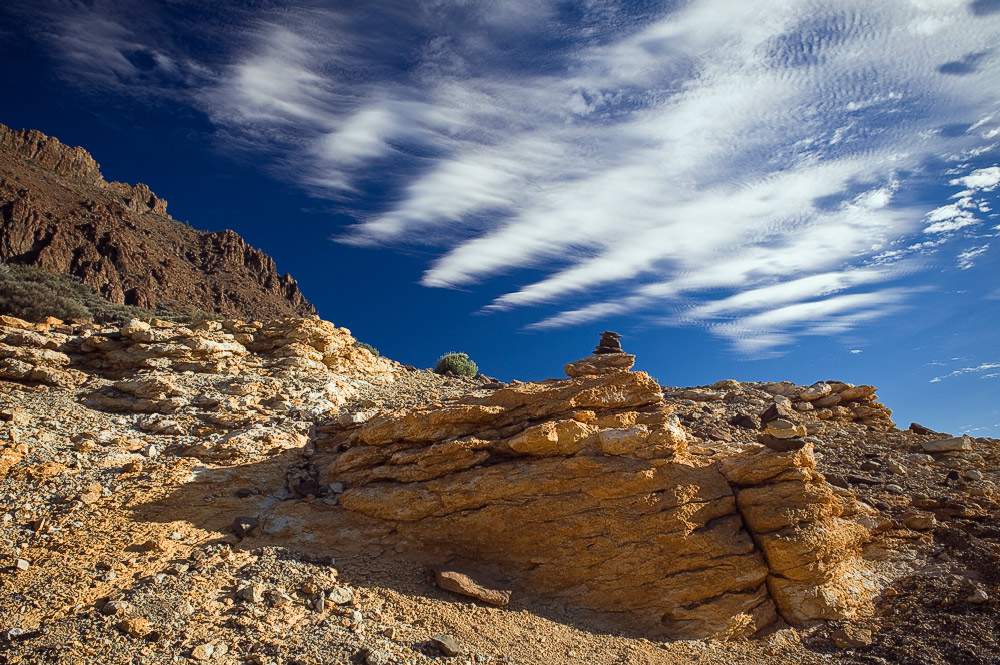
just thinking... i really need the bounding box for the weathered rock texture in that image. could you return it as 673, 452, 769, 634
0, 123, 315, 320
721, 444, 875, 623
312, 359, 873, 639
0, 314, 395, 455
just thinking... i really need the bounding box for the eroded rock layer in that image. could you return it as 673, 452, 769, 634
313, 356, 873, 639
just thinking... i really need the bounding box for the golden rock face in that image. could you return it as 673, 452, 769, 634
314, 359, 874, 640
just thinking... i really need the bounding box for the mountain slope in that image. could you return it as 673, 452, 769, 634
0, 124, 315, 321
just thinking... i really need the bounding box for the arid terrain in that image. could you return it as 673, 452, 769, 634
1, 313, 998, 665
2, 123, 998, 665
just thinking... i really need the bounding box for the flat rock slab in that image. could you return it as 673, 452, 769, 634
434, 568, 512, 607
921, 435, 972, 452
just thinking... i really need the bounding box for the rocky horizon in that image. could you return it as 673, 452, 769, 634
1, 315, 997, 664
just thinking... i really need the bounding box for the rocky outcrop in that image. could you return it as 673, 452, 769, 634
721, 444, 875, 623
311, 356, 873, 639
0, 311, 393, 395
0, 315, 85, 387
0, 123, 315, 320
760, 380, 894, 431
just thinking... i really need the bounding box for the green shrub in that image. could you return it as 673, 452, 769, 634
0, 263, 224, 325
0, 263, 92, 321
353, 341, 379, 356
434, 351, 478, 377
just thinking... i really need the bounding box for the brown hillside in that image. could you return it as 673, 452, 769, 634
0, 124, 315, 320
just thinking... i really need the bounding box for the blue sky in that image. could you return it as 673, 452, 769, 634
1, 0, 998, 435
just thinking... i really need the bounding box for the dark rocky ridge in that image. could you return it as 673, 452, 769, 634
0, 124, 316, 320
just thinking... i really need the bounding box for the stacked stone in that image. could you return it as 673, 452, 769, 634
758, 402, 807, 452
593, 331, 624, 355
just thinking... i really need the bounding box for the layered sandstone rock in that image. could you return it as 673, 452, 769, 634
0, 314, 395, 391
720, 444, 875, 623
0, 123, 314, 320
0, 317, 84, 387
247, 318, 395, 381
312, 357, 873, 639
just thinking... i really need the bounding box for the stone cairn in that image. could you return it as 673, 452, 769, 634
593, 331, 624, 354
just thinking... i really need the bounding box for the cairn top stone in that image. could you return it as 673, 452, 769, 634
594, 331, 625, 355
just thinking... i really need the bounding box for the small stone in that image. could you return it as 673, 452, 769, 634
266, 589, 293, 607
839, 385, 876, 401
1, 627, 24, 641
73, 439, 95, 453
79, 483, 103, 505
434, 568, 512, 607
300, 578, 321, 596
102, 600, 129, 616
139, 538, 167, 552
909, 422, 938, 436
813, 393, 842, 408
430, 634, 465, 657
14, 558, 29, 571
921, 435, 973, 453
759, 403, 797, 427
350, 609, 363, 624
143, 444, 158, 458
825, 474, 850, 489
327, 586, 353, 604
698, 427, 732, 443
886, 461, 907, 476
238, 584, 265, 604
117, 617, 150, 638
968, 586, 989, 603
859, 460, 881, 473
711, 379, 741, 390
231, 515, 259, 539
831, 626, 873, 649
799, 383, 832, 401
765, 418, 807, 439
904, 514, 937, 531
191, 643, 215, 661
759, 434, 806, 453
965, 469, 983, 481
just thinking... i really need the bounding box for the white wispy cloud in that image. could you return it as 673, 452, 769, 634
931, 362, 1000, 383
10, 0, 1000, 355
924, 165, 1000, 233
957, 243, 991, 269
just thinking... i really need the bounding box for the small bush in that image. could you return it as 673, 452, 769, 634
434, 351, 478, 377
353, 341, 379, 356
0, 263, 224, 325
0, 263, 92, 321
